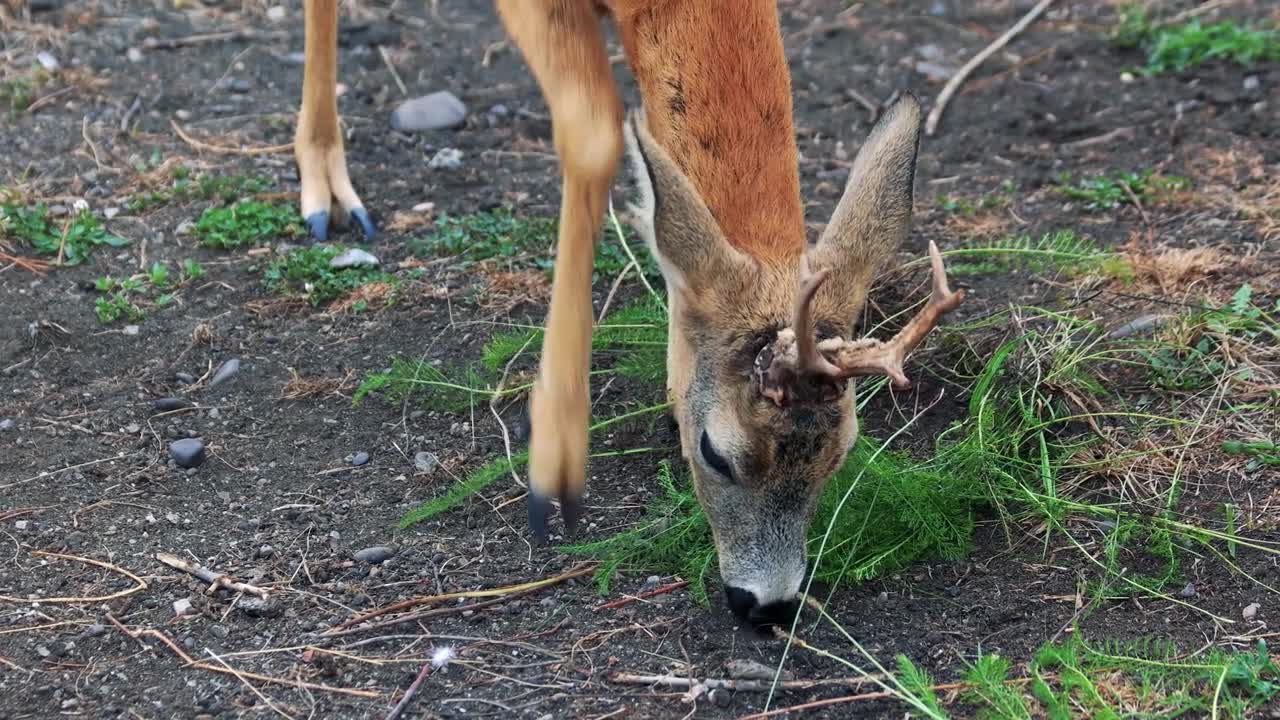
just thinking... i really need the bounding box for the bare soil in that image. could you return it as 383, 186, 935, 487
1, 1, 1277, 718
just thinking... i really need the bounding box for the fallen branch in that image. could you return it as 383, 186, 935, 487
156, 551, 269, 599
608, 671, 879, 693
171, 120, 293, 156
330, 563, 595, 632
593, 580, 689, 612
107, 615, 378, 698
924, 0, 1056, 136
0, 551, 147, 604
142, 29, 288, 50
385, 649, 453, 720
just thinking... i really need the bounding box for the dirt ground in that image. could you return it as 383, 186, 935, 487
2, 0, 1278, 718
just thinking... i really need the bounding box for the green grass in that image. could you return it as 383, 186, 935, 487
0, 204, 128, 265
1055, 170, 1189, 211
127, 171, 273, 213
194, 200, 301, 249
1140, 284, 1279, 391
262, 245, 398, 306
937, 231, 1130, 279
411, 208, 657, 281
93, 276, 146, 324
937, 180, 1015, 216
1112, 7, 1280, 75
1, 66, 53, 118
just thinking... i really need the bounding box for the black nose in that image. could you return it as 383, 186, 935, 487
724, 586, 801, 629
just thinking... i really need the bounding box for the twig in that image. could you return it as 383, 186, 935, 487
924, 0, 1056, 136
107, 616, 378, 698
593, 580, 689, 611
1157, 0, 1232, 27
205, 649, 296, 720
141, 29, 287, 50
0, 252, 51, 274
0, 551, 146, 604
171, 120, 292, 156
490, 333, 536, 491
329, 563, 596, 633
597, 260, 636, 323
1060, 126, 1134, 150
24, 86, 74, 113
378, 45, 408, 96
608, 671, 877, 693
81, 115, 116, 173
0, 453, 131, 490
156, 551, 269, 598
1119, 179, 1152, 228
607, 199, 666, 314
119, 94, 142, 132
384, 659, 436, 720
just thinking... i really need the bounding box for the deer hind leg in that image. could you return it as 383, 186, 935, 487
296, 0, 375, 242
496, 0, 623, 542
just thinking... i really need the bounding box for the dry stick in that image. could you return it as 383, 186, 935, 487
597, 260, 636, 323
141, 29, 287, 50
156, 551, 269, 599
1158, 0, 1233, 27
924, 0, 1056, 136
324, 590, 538, 639
327, 563, 597, 634
383, 660, 435, 720
593, 580, 689, 612
609, 672, 878, 693
0, 453, 131, 491
489, 332, 537, 491
205, 649, 296, 720
378, 45, 408, 96
171, 120, 293, 156
0, 551, 147, 604
106, 615, 379, 698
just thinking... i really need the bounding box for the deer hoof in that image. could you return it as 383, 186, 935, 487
350, 207, 376, 240
528, 492, 554, 545
304, 211, 330, 243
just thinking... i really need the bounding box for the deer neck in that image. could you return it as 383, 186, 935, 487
617, 1, 805, 264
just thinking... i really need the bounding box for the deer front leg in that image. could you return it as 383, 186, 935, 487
297, 0, 375, 242
496, 0, 623, 542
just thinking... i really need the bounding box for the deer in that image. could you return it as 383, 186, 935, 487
295, 0, 964, 627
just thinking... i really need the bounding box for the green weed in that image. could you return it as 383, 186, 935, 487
938, 231, 1130, 279
1112, 8, 1280, 74
0, 204, 127, 265
937, 180, 1015, 216
1141, 284, 1279, 391
128, 171, 273, 212
262, 246, 398, 306
1056, 170, 1189, 211
92, 276, 146, 324
1222, 439, 1279, 468
412, 208, 656, 281
195, 200, 301, 249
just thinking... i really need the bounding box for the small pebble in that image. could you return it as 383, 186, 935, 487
237, 596, 282, 618
389, 91, 467, 132
169, 438, 206, 468
350, 451, 370, 466
1178, 582, 1196, 599
122, 325, 140, 336
84, 623, 107, 638
14, 520, 29, 531
36, 51, 60, 71
210, 624, 229, 640
208, 358, 240, 389
329, 248, 380, 269
710, 688, 732, 708
175, 372, 195, 384
126, 47, 144, 63
428, 148, 463, 170
354, 546, 394, 564
124, 422, 141, 434
1120, 72, 1135, 83
153, 397, 189, 412
414, 451, 439, 474
0, 418, 13, 431
173, 598, 193, 616
257, 544, 275, 559
103, 207, 120, 219
1243, 602, 1260, 620
266, 5, 286, 22
1243, 75, 1260, 92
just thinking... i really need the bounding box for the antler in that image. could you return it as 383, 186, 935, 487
757, 241, 964, 406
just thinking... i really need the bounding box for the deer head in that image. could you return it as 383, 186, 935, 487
623, 94, 963, 626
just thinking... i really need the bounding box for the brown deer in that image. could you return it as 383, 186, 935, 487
296, 0, 963, 626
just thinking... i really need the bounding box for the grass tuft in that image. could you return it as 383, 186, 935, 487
195, 200, 301, 249
1, 204, 127, 265
1056, 170, 1189, 211
262, 246, 398, 307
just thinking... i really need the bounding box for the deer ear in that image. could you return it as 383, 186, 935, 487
809, 94, 923, 323
623, 111, 745, 292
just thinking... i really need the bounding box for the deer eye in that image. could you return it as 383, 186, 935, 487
699, 430, 735, 483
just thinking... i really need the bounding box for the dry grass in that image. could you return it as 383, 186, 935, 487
1188, 142, 1280, 241
280, 368, 355, 400
942, 209, 1011, 239
476, 268, 550, 312
1123, 244, 1229, 294
383, 208, 436, 234
329, 280, 397, 314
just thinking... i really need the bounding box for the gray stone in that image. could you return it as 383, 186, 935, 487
353, 546, 394, 564
175, 372, 195, 384
36, 51, 60, 72
257, 545, 274, 558
237, 596, 282, 618
226, 79, 252, 93
84, 623, 106, 638
153, 397, 189, 412
428, 148, 463, 170
169, 438, 206, 468
126, 47, 144, 63
1178, 582, 1196, 598
1243, 602, 1260, 620
124, 422, 141, 434
1243, 75, 1260, 92
0, 418, 12, 431
710, 688, 732, 708
915, 61, 955, 81
209, 358, 240, 389
209, 624, 229, 639
122, 325, 140, 336
173, 598, 193, 616
350, 451, 370, 466
389, 91, 467, 132
329, 248, 380, 269
414, 451, 439, 474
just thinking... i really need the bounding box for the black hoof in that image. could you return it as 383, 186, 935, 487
561, 493, 583, 540
351, 207, 376, 240
528, 492, 553, 545
304, 211, 330, 243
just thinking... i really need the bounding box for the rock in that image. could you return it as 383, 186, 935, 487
84, 623, 106, 638
915, 61, 955, 81
1243, 602, 1260, 620
209, 358, 240, 389
225, 78, 252, 93
103, 206, 120, 219
175, 372, 195, 384
350, 451, 370, 466
1178, 582, 1196, 599
414, 451, 439, 474
329, 248, 380, 269
428, 148, 463, 170
126, 47, 144, 63
36, 51, 60, 71
266, 5, 286, 22
1243, 75, 1260, 93
0, 418, 12, 431
1120, 71, 1135, 84
916, 44, 943, 61
1108, 314, 1165, 339
237, 596, 282, 618
257, 545, 274, 559
176, 220, 195, 235
209, 624, 229, 639
726, 658, 787, 681
153, 397, 189, 412
412, 202, 435, 214
710, 688, 732, 708
642, 575, 661, 590
354, 546, 394, 564
173, 598, 193, 616
122, 325, 140, 336
169, 438, 206, 468
14, 520, 29, 531
49, 204, 68, 217
389, 91, 467, 132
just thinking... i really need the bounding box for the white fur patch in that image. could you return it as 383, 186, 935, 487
622, 113, 689, 291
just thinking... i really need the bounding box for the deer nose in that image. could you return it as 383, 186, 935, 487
724, 586, 801, 628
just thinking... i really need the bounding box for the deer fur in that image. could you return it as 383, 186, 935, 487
295, 0, 959, 625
